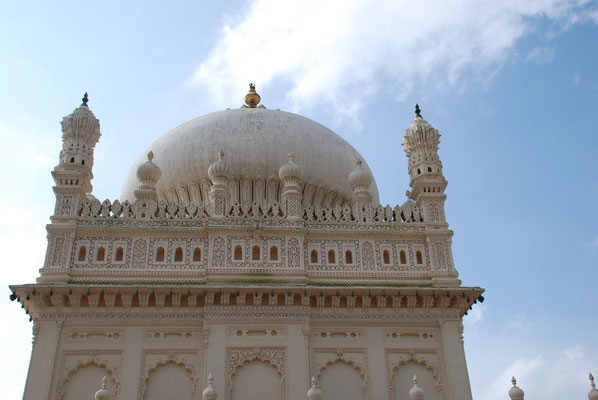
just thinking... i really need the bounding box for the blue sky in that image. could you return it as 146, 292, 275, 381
1, 1, 597, 398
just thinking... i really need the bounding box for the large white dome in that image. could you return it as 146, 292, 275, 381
121, 108, 379, 205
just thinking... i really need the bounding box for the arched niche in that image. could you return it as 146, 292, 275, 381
143, 361, 194, 400
390, 359, 442, 400
60, 364, 116, 400
230, 359, 283, 400
317, 359, 367, 400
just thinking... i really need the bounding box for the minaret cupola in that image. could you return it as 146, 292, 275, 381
402, 104, 443, 184
59, 92, 101, 170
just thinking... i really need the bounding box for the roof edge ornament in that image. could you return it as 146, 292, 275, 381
81, 92, 89, 107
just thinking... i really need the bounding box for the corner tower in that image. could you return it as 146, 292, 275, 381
51, 93, 101, 222
402, 105, 447, 224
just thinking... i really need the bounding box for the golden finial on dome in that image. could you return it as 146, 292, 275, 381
244, 83, 261, 108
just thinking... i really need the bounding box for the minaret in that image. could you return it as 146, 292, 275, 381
51, 93, 101, 222
208, 151, 233, 217
279, 153, 303, 220
402, 104, 447, 224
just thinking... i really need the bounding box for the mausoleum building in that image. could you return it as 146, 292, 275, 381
10, 85, 484, 400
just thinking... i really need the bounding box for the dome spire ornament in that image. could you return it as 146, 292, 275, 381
81, 92, 89, 107
244, 83, 261, 108
508, 376, 524, 400
409, 375, 425, 400
415, 103, 422, 119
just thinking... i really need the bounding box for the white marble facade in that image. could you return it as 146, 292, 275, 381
11, 88, 483, 399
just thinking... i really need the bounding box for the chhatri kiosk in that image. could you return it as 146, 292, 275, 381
10, 85, 483, 399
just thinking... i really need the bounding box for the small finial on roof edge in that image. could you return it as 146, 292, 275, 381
288, 153, 294, 162
415, 103, 422, 119
511, 376, 517, 386
356, 159, 363, 168
81, 92, 89, 107
147, 151, 154, 162
218, 150, 225, 160
591, 373, 596, 388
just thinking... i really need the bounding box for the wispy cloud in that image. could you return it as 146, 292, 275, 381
190, 0, 596, 123
464, 303, 487, 327
477, 346, 597, 400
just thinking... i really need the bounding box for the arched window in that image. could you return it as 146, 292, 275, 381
78, 246, 87, 262
115, 247, 124, 262
416, 250, 423, 265
81, 159, 85, 165
174, 247, 183, 262
427, 166, 432, 172
417, 168, 421, 175
383, 250, 390, 265
399, 250, 407, 264
310, 249, 318, 264
234, 245, 243, 260
328, 249, 336, 264
156, 246, 165, 262
345, 250, 353, 264
96, 246, 105, 262
269, 246, 278, 261
193, 248, 201, 262
252, 245, 260, 261
70, 157, 75, 163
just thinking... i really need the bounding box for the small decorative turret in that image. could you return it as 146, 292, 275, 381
59, 92, 101, 172
401, 104, 447, 224
243, 83, 262, 108
50, 94, 102, 223
279, 153, 303, 220
508, 377, 524, 400
409, 375, 425, 400
208, 151, 233, 217
402, 104, 443, 183
202, 372, 218, 400
306, 376, 322, 400
94, 376, 112, 400
349, 159, 373, 222
589, 373, 598, 400
134, 151, 161, 202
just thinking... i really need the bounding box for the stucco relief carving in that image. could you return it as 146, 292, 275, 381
226, 347, 288, 400
51, 237, 66, 266
139, 351, 199, 400
57, 350, 121, 400
132, 238, 147, 269
361, 241, 374, 271
213, 237, 225, 267
387, 350, 444, 400
287, 238, 300, 268
313, 348, 370, 397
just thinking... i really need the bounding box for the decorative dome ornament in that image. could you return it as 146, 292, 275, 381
202, 372, 218, 400
136, 151, 161, 186
589, 373, 598, 400
508, 377, 524, 400
409, 375, 425, 400
348, 159, 372, 191
306, 376, 322, 400
279, 153, 303, 181
94, 376, 112, 400
243, 83, 262, 108
208, 150, 233, 181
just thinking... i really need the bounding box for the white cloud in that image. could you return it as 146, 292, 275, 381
476, 346, 597, 400
464, 302, 487, 327
190, 0, 596, 123
527, 46, 556, 64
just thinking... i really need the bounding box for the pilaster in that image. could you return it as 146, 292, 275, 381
23, 320, 60, 400
439, 320, 472, 400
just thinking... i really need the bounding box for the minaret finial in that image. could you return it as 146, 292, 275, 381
415, 103, 422, 119
81, 92, 89, 107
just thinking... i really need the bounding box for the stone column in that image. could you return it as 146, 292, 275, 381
279, 154, 303, 220
207, 151, 233, 218
23, 320, 60, 400
439, 320, 472, 400
287, 324, 309, 399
